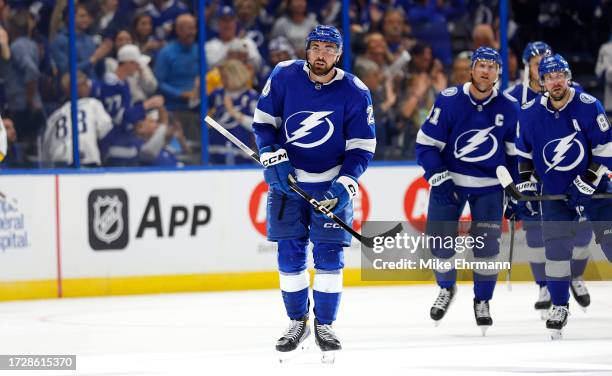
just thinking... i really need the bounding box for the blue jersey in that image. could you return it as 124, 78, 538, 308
252, 60, 376, 185
91, 73, 132, 126
516, 88, 612, 195
209, 87, 258, 165
415, 83, 520, 194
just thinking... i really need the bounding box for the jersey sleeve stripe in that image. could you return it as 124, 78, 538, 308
505, 141, 517, 156
253, 108, 281, 129
515, 148, 533, 159
592, 142, 612, 157
295, 165, 342, 183
345, 138, 376, 153
416, 129, 446, 150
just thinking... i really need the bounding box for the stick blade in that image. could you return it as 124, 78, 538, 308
496, 165, 522, 200
362, 223, 404, 248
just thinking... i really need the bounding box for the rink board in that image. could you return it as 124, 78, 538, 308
1, 166, 611, 300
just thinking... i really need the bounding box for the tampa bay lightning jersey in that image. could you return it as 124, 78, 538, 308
252, 60, 376, 185
415, 83, 520, 194
515, 88, 612, 195
91, 72, 132, 126
505, 82, 583, 104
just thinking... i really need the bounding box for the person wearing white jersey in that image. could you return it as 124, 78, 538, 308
42, 71, 113, 167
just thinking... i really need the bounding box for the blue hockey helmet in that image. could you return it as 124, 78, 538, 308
522, 41, 552, 65
471, 46, 502, 73
538, 53, 571, 81
306, 25, 343, 52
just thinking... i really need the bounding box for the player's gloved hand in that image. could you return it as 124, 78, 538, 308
260, 144, 295, 195
503, 196, 519, 220
427, 170, 459, 206
516, 181, 539, 220
318, 175, 359, 216
566, 175, 595, 222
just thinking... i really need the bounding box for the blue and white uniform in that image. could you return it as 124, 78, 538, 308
253, 57, 375, 324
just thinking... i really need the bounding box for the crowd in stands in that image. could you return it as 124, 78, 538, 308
0, 0, 610, 168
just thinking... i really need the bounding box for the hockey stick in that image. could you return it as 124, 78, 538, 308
496, 166, 612, 201
506, 216, 515, 291
204, 115, 403, 248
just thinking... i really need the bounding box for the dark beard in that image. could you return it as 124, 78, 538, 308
310, 60, 333, 76
550, 88, 567, 101
471, 78, 494, 93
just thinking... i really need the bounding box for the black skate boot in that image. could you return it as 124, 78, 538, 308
430, 285, 456, 325
314, 318, 341, 364
546, 304, 569, 340
276, 315, 310, 362
473, 299, 493, 336
570, 278, 590, 311
534, 285, 552, 320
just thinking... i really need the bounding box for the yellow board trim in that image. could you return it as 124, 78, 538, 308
1, 261, 611, 301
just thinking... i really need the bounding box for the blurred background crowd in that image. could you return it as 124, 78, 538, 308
0, 0, 611, 168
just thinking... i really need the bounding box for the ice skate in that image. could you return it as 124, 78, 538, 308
570, 278, 590, 311
430, 285, 456, 325
534, 286, 552, 319
473, 299, 493, 335
314, 318, 341, 364
276, 316, 310, 363
546, 304, 569, 340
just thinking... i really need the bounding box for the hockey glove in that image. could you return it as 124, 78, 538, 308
318, 175, 359, 216
260, 144, 295, 195
427, 170, 459, 206
566, 175, 595, 222
513, 181, 540, 220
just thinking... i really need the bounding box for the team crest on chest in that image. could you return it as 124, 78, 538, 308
542, 132, 585, 173
454, 126, 499, 162
284, 111, 335, 148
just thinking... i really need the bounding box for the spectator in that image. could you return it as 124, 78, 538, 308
472, 23, 498, 49
208, 59, 258, 165
105, 37, 158, 104
134, 104, 181, 167
144, 0, 189, 41
205, 6, 262, 70
235, 0, 271, 58
449, 51, 472, 85
42, 71, 113, 167
270, 0, 319, 59
0, 20, 10, 113
355, 32, 394, 73
596, 35, 612, 113
93, 43, 163, 126
0, 117, 25, 167
131, 11, 162, 59
154, 13, 200, 154
50, 3, 109, 77
260, 36, 296, 83
6, 9, 44, 149
381, 8, 411, 56
353, 58, 397, 160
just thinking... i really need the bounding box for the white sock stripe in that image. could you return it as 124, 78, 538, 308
545, 260, 571, 278
572, 246, 590, 260
527, 247, 546, 263
472, 256, 500, 275
279, 270, 310, 292
313, 270, 343, 293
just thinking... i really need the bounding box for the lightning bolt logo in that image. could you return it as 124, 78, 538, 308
454, 126, 498, 162
284, 111, 335, 148
543, 132, 585, 172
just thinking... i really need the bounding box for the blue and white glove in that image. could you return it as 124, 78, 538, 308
566, 175, 595, 222
427, 170, 459, 206
509, 181, 539, 220
318, 175, 359, 216
260, 144, 295, 195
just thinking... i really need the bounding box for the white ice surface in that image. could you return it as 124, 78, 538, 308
1, 282, 612, 376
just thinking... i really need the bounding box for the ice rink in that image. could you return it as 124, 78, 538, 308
1, 282, 612, 376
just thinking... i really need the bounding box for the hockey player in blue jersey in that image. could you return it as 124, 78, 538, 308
252, 25, 376, 362
504, 42, 593, 317
515, 53, 612, 339
415, 47, 520, 334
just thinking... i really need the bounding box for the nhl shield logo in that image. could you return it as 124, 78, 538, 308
88, 189, 129, 250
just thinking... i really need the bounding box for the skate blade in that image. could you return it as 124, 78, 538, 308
321, 350, 338, 364
538, 309, 550, 320
549, 329, 563, 340
433, 319, 442, 327
479, 325, 491, 336
278, 341, 310, 363
580, 306, 588, 313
